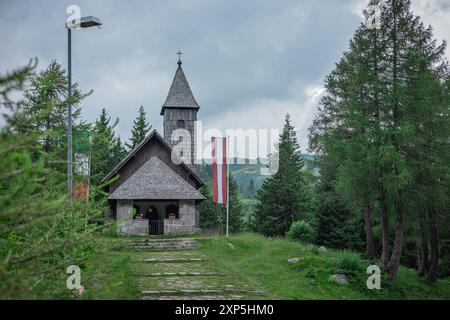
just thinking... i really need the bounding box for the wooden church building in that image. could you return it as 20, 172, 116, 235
102, 58, 205, 236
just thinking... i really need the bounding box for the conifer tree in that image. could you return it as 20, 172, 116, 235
309, 0, 449, 280
198, 185, 222, 229
248, 179, 256, 198
90, 108, 123, 185
125, 105, 151, 151
0, 63, 103, 298
255, 114, 311, 236
227, 174, 244, 233
18, 61, 89, 176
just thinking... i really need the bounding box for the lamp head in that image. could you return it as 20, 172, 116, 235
66, 16, 102, 29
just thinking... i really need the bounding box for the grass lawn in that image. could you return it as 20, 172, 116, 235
78, 233, 450, 300
80, 237, 140, 300
196, 233, 450, 300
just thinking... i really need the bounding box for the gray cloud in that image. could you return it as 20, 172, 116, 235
1, 0, 449, 151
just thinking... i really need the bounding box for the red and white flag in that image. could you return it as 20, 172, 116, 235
211, 137, 228, 205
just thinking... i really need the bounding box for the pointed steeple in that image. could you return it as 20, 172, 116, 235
160, 57, 200, 116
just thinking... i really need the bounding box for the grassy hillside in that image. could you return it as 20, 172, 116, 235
77, 233, 450, 300
197, 233, 450, 300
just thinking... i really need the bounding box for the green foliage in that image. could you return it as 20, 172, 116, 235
90, 108, 126, 185
198, 185, 222, 229
315, 184, 363, 250
287, 220, 316, 243
336, 254, 365, 274
125, 105, 151, 151
309, 0, 450, 281
198, 174, 244, 234
227, 174, 244, 233
0, 62, 108, 299
255, 114, 314, 236
198, 233, 450, 300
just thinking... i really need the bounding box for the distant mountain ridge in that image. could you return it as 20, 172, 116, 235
197, 154, 316, 199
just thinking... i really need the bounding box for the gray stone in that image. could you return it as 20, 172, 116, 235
329, 274, 348, 285
288, 258, 300, 264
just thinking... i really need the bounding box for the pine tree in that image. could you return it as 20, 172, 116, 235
125, 105, 151, 151
90, 108, 123, 185
255, 114, 311, 237
248, 179, 256, 198
112, 136, 127, 165
198, 185, 221, 229
227, 174, 244, 233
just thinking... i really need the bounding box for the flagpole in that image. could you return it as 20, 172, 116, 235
226, 136, 230, 238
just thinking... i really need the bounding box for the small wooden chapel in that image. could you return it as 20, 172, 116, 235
102, 57, 205, 236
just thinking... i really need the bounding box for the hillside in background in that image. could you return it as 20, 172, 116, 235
197, 155, 317, 200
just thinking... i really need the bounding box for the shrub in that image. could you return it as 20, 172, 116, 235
337, 253, 364, 274
287, 220, 316, 243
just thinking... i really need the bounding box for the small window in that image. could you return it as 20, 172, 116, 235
177, 119, 185, 128
165, 205, 179, 220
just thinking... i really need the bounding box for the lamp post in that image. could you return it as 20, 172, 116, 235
66, 16, 102, 202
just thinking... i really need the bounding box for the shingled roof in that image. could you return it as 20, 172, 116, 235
101, 130, 203, 186
160, 63, 200, 115
109, 157, 205, 200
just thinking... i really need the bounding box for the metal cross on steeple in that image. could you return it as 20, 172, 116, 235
177, 50, 183, 66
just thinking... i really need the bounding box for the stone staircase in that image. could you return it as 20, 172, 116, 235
120, 237, 264, 300
119, 238, 198, 251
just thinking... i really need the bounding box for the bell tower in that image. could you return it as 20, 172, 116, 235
161, 53, 200, 165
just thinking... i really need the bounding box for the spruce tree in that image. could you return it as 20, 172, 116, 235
90, 108, 123, 185
227, 174, 244, 233
125, 105, 151, 151
255, 114, 310, 237
198, 185, 221, 229
248, 179, 256, 198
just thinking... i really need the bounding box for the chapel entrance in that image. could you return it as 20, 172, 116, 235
147, 206, 163, 236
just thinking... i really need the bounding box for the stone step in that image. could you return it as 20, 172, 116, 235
131, 257, 207, 263
131, 245, 197, 251
132, 243, 197, 248
141, 288, 265, 297
150, 295, 243, 301
134, 272, 228, 277
124, 238, 199, 244
126, 240, 197, 245
117, 238, 199, 251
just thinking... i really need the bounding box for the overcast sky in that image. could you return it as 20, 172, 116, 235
1, 0, 449, 151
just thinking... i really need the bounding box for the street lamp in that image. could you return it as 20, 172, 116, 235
66, 16, 102, 202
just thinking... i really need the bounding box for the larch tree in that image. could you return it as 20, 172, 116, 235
309, 0, 449, 280
19, 61, 89, 177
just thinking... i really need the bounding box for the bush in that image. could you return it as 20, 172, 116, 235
287, 220, 316, 243
337, 253, 364, 274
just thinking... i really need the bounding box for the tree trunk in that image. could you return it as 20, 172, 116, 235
364, 202, 375, 259
417, 213, 429, 277
426, 208, 439, 284
388, 201, 404, 280
379, 186, 390, 266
